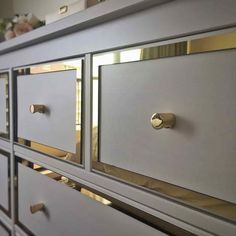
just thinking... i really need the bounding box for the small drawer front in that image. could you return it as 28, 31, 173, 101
0, 154, 9, 211
99, 49, 236, 203
0, 78, 8, 134
0, 223, 10, 236
18, 164, 164, 236
17, 70, 76, 153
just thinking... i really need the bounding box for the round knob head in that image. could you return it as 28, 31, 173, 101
30, 104, 36, 113
151, 113, 176, 129
151, 113, 164, 129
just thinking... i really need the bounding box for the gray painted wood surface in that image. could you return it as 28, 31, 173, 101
100, 49, 236, 203
0, 1, 235, 235
0, 154, 8, 211
17, 70, 77, 153
18, 164, 166, 236
15, 225, 29, 236
0, 140, 10, 151
0, 224, 9, 236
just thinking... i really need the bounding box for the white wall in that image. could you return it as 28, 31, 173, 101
0, 0, 14, 18
0, 0, 14, 41
13, 0, 79, 20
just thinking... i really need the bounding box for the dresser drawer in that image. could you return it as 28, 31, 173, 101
0, 153, 9, 212
98, 49, 236, 203
17, 70, 77, 153
18, 164, 164, 236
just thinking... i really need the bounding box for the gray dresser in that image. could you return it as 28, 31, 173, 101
0, 0, 236, 235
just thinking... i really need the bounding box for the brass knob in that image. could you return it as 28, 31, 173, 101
151, 113, 176, 129
59, 5, 68, 14
30, 203, 45, 214
29, 104, 45, 114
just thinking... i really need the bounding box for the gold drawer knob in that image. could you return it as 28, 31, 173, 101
30, 203, 45, 214
59, 5, 68, 14
151, 113, 176, 129
29, 104, 45, 114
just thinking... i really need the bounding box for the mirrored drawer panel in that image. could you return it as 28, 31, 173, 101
0, 151, 10, 214
16, 58, 83, 165
92, 31, 236, 222
17, 162, 167, 236
0, 72, 10, 140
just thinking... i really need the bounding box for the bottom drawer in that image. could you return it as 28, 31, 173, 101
0, 152, 9, 212
18, 163, 165, 236
0, 222, 10, 236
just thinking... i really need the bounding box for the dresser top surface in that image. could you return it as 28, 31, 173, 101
0, 0, 169, 56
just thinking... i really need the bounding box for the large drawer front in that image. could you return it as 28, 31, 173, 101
18, 164, 164, 236
17, 70, 76, 153
99, 49, 236, 203
0, 154, 9, 211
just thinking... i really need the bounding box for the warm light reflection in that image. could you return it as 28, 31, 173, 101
92, 50, 141, 127
93, 53, 114, 77
120, 49, 141, 62
33, 163, 112, 205
81, 188, 112, 205
187, 31, 236, 54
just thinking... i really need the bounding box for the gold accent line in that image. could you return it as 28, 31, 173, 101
187, 31, 236, 54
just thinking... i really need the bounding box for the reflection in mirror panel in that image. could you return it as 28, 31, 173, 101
0, 72, 10, 139
15, 58, 83, 165
92, 31, 236, 222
